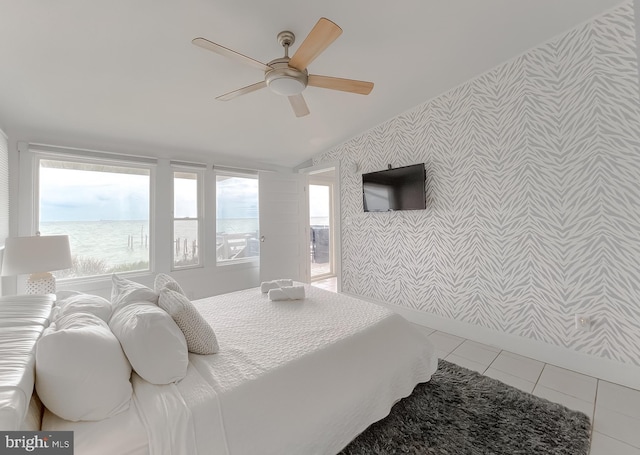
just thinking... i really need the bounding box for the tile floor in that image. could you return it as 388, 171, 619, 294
311, 277, 640, 455
310, 276, 338, 292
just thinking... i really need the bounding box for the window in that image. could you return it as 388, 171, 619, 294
173, 169, 201, 269
38, 157, 151, 279
215, 171, 259, 263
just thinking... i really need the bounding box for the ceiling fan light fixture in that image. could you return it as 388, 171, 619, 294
267, 76, 306, 96
265, 59, 308, 96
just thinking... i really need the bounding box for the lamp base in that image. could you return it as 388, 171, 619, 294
25, 273, 56, 295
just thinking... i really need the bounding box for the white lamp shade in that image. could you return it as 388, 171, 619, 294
1, 235, 72, 276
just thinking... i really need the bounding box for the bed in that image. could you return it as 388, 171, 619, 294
23, 282, 437, 454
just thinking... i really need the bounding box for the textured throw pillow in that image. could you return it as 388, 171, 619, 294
109, 301, 188, 384
158, 288, 219, 355
154, 273, 186, 296
111, 274, 158, 309
54, 293, 112, 322
36, 312, 132, 422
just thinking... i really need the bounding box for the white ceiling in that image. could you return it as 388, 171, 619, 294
0, 0, 624, 168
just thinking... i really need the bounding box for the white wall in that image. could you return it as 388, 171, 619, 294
314, 1, 640, 388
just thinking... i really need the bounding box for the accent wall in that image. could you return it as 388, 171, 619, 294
313, 1, 640, 368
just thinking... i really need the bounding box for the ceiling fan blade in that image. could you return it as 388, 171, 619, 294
288, 94, 310, 117
308, 75, 374, 95
192, 37, 271, 72
216, 81, 267, 101
288, 18, 342, 71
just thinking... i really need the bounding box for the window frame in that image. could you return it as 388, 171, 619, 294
171, 165, 204, 271
214, 168, 260, 267
34, 151, 156, 281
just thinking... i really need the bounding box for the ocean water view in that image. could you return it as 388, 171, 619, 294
40, 217, 327, 277
40, 219, 260, 277
310, 217, 330, 226
40, 220, 152, 267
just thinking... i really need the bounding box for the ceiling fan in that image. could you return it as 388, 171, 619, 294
192, 18, 374, 117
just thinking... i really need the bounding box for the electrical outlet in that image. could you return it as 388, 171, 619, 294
575, 314, 591, 332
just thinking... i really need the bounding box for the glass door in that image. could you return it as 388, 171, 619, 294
309, 180, 334, 280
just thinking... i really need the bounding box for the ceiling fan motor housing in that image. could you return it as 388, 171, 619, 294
265, 58, 308, 96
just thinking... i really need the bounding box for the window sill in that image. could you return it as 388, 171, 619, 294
57, 270, 155, 290
216, 258, 259, 271
172, 263, 203, 272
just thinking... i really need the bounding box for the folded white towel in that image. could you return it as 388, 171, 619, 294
260, 279, 294, 293
268, 285, 306, 301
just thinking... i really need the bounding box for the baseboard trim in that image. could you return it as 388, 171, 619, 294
344, 292, 640, 391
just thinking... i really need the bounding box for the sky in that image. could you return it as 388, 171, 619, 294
40, 167, 150, 222
40, 166, 329, 223
40, 167, 260, 222
309, 184, 330, 220
216, 176, 258, 220
174, 176, 198, 218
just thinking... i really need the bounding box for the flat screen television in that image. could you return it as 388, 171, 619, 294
362, 163, 426, 212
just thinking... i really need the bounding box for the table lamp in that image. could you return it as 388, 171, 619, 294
1, 234, 72, 294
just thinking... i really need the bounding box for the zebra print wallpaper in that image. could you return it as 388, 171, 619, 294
314, 1, 640, 367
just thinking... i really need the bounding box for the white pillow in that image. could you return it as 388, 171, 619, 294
111, 274, 158, 308
55, 290, 84, 300
55, 293, 112, 322
158, 288, 219, 355
154, 273, 186, 296
36, 312, 132, 422
109, 302, 188, 384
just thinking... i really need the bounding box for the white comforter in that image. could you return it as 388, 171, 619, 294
45, 285, 437, 455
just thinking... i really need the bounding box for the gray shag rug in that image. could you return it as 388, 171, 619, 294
339, 360, 591, 455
